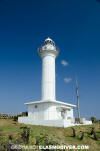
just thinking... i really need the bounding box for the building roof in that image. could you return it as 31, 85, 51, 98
25, 100, 76, 108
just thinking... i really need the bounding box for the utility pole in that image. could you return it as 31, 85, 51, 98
76, 80, 80, 123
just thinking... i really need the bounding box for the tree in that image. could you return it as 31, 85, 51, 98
90, 117, 96, 123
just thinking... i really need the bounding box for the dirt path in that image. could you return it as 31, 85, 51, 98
0, 119, 10, 126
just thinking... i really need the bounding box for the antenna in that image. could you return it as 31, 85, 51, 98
76, 80, 80, 123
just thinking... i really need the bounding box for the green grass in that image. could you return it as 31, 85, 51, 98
0, 119, 100, 151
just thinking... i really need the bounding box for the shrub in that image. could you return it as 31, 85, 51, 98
13, 116, 18, 122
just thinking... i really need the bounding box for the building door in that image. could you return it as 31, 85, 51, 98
61, 110, 65, 119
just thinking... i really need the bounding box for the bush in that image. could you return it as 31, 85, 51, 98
90, 117, 96, 123
13, 116, 18, 122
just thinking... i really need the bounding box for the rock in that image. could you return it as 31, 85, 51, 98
79, 131, 84, 140
15, 139, 23, 144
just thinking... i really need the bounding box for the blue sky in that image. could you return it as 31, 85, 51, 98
0, 0, 100, 119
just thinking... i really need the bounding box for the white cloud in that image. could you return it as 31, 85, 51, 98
61, 60, 69, 66
64, 77, 72, 83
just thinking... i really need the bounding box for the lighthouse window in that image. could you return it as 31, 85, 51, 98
35, 105, 37, 108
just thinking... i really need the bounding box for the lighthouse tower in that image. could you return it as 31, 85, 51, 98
38, 38, 59, 101
18, 37, 78, 127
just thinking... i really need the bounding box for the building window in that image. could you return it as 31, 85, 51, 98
35, 105, 37, 108
67, 117, 71, 119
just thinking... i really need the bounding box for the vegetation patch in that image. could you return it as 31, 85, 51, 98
0, 119, 100, 151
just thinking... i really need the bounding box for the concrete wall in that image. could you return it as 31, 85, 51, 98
18, 117, 74, 128
28, 102, 74, 121
18, 102, 92, 127
80, 118, 92, 124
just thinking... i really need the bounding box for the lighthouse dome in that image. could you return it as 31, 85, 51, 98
38, 37, 59, 58
44, 37, 55, 46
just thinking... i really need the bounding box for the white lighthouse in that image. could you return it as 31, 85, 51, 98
38, 38, 59, 101
18, 38, 77, 127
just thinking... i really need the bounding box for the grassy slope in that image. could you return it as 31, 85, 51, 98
0, 119, 100, 151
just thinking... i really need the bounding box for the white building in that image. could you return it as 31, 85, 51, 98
18, 38, 92, 127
